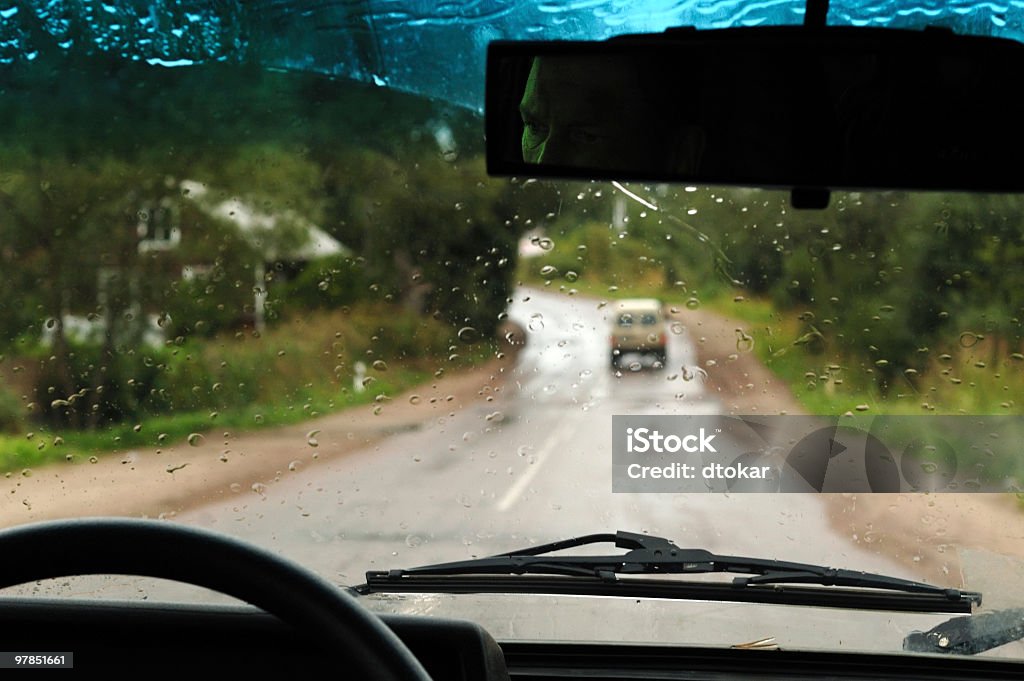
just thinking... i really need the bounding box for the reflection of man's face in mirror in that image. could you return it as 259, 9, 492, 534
518, 55, 703, 175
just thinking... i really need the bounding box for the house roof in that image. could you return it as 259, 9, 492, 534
180, 179, 347, 261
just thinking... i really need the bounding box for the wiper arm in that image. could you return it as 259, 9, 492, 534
372, 531, 981, 607
904, 608, 1024, 655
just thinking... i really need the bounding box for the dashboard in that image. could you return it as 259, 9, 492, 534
2, 598, 1023, 679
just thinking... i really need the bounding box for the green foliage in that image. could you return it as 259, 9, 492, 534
0, 383, 23, 433
0, 366, 434, 474
0, 299, 501, 471
153, 306, 458, 417
321, 150, 520, 337
522, 192, 731, 301
525, 183, 1024, 406
0, 57, 526, 444
26, 341, 164, 429
339, 304, 457, 360
280, 255, 370, 311
20, 304, 462, 432
162, 280, 243, 340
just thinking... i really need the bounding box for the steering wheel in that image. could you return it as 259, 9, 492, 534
0, 517, 433, 680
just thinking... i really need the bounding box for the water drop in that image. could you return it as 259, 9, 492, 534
959, 332, 980, 348
735, 330, 754, 352
681, 366, 708, 383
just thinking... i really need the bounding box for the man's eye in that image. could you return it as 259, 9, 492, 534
523, 119, 548, 143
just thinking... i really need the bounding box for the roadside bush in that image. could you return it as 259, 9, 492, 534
159, 305, 464, 414
528, 246, 588, 282
161, 272, 254, 341
29, 341, 173, 428
0, 383, 23, 433
280, 254, 369, 311
19, 302, 469, 434
340, 304, 456, 360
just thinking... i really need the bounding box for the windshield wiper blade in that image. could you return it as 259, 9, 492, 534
371, 531, 981, 607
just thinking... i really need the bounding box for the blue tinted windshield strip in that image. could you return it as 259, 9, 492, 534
4, 1, 1022, 109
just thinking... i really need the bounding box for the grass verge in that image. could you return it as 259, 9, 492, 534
1, 307, 498, 474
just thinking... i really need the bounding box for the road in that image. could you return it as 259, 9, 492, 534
166, 287, 918, 586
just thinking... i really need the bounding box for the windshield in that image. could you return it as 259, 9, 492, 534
2, 0, 1024, 661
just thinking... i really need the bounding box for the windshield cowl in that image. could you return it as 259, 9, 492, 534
358, 591, 1024, 659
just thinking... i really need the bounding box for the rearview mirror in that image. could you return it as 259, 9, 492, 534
486, 27, 1024, 197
